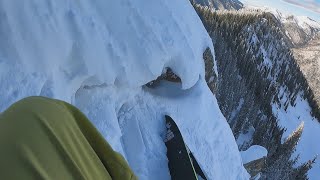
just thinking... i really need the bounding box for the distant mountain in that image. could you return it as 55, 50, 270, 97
282, 16, 320, 46
269, 9, 320, 47
192, 0, 243, 10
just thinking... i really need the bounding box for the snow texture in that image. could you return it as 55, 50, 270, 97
0, 0, 249, 179
273, 90, 320, 179
241, 145, 268, 164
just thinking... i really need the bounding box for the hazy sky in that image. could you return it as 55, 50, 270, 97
240, 0, 320, 22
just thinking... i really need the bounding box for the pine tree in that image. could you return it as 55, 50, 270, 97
262, 122, 311, 179
293, 156, 316, 179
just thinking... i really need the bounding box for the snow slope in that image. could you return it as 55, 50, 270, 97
0, 0, 249, 179
272, 91, 320, 179
75, 80, 248, 179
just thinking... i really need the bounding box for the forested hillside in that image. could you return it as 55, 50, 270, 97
194, 4, 319, 179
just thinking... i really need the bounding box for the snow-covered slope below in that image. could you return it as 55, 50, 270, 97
273, 92, 320, 179
0, 0, 249, 179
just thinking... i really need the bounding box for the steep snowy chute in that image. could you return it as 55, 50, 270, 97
0, 0, 249, 179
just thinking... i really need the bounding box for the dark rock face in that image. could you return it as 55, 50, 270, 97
203, 47, 217, 94
244, 157, 266, 177
145, 67, 181, 88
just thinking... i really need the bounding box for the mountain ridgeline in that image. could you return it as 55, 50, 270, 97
192, 0, 243, 10
193, 4, 318, 179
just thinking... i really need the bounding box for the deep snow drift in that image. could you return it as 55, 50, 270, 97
0, 0, 248, 179
74, 80, 248, 179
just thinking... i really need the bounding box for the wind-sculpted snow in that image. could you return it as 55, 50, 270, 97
0, 0, 212, 110
75, 80, 249, 179
0, 0, 249, 179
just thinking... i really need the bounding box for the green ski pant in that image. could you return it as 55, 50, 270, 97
0, 96, 137, 180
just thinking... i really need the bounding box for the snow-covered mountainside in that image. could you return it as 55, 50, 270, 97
261, 8, 320, 120
193, 0, 243, 10
281, 15, 320, 46
195, 5, 320, 179
273, 11, 320, 109
0, 0, 249, 179
255, 7, 320, 47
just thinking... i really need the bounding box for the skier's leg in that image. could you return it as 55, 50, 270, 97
0, 96, 136, 180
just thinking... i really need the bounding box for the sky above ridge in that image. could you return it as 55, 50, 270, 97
240, 0, 320, 21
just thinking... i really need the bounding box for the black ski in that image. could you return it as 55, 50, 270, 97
164, 115, 207, 180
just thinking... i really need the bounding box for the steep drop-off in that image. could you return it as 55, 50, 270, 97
194, 5, 319, 179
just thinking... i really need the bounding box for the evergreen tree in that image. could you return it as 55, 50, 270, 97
193, 4, 317, 178
262, 122, 307, 179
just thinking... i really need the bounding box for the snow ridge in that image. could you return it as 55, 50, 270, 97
0, 0, 212, 111
0, 0, 248, 179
